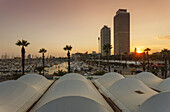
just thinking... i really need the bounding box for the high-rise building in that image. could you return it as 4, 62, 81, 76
114, 9, 130, 55
100, 25, 111, 56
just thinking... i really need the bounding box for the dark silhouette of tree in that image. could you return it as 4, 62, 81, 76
140, 52, 147, 71
63, 45, 72, 73
39, 48, 47, 75
134, 48, 137, 65
161, 49, 170, 78
103, 43, 112, 72
16, 39, 30, 75
35, 66, 44, 74
54, 70, 67, 76
144, 48, 151, 71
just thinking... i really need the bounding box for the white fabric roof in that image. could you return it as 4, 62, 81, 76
136, 72, 163, 89
0, 73, 52, 112
36, 96, 109, 112
0, 80, 39, 112
31, 73, 113, 112
59, 73, 87, 82
93, 80, 131, 112
108, 78, 157, 112
136, 72, 170, 92
97, 72, 124, 89
157, 77, 170, 91
138, 92, 170, 112
17, 73, 52, 92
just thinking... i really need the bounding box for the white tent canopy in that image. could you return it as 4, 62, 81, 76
31, 73, 113, 112
138, 92, 170, 112
136, 72, 170, 92
0, 80, 39, 112
157, 77, 170, 91
136, 72, 163, 89
96, 72, 124, 89
17, 73, 52, 92
59, 73, 87, 82
36, 96, 109, 112
0, 73, 52, 112
108, 78, 157, 112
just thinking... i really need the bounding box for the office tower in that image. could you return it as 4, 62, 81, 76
114, 9, 130, 55
100, 25, 111, 56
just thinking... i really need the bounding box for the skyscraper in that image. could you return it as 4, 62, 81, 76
100, 25, 111, 56
114, 9, 130, 55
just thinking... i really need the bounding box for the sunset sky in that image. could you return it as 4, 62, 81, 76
0, 0, 170, 57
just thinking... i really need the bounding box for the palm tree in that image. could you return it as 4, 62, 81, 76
16, 39, 30, 75
103, 43, 112, 72
124, 52, 128, 68
63, 45, 72, 73
39, 48, 47, 75
35, 66, 44, 74
161, 49, 170, 78
134, 48, 137, 65
140, 59, 147, 71
141, 52, 147, 71
144, 48, 151, 71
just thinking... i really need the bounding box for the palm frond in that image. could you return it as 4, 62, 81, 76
15, 40, 22, 46
16, 39, 30, 47
144, 48, 151, 52
64, 45, 72, 51
161, 49, 168, 53
67, 45, 72, 51
103, 43, 112, 53
25, 42, 30, 47
39, 48, 47, 53
63, 47, 67, 51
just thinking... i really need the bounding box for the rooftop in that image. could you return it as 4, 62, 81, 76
116, 9, 128, 15
0, 72, 170, 112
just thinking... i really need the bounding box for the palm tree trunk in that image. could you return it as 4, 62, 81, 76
21, 46, 25, 75
147, 52, 150, 71
107, 53, 110, 72
125, 55, 127, 68
143, 66, 146, 71
161, 66, 164, 78
67, 51, 70, 73
135, 53, 137, 65
42, 53, 45, 75
165, 55, 167, 79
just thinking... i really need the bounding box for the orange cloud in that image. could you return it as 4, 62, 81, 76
157, 35, 170, 40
